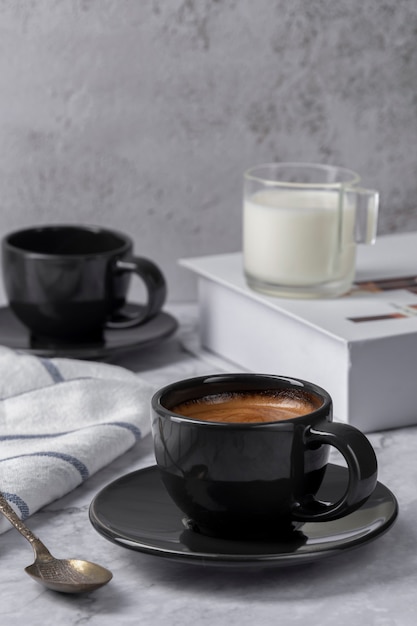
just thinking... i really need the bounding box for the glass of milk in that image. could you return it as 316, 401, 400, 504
243, 163, 379, 298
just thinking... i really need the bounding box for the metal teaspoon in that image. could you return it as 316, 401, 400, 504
0, 493, 113, 593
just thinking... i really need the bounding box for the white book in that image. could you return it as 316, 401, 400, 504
180, 232, 417, 432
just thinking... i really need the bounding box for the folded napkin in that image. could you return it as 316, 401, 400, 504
0, 346, 153, 534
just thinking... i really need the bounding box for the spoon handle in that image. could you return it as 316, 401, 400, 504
0, 493, 53, 559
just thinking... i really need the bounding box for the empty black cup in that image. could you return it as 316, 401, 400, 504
2, 224, 167, 344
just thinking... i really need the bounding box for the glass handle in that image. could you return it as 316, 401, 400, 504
346, 187, 379, 245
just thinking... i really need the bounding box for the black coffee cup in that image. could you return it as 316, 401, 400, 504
151, 373, 378, 540
2, 225, 167, 344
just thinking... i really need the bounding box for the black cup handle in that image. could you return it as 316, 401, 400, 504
292, 420, 378, 522
106, 257, 167, 329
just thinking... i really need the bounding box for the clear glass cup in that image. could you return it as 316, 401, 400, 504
243, 163, 379, 298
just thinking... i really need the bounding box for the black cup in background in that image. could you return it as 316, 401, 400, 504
2, 225, 167, 344
152, 374, 378, 540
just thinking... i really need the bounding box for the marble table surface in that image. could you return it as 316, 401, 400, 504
0, 303, 415, 626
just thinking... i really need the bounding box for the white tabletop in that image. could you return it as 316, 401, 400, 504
0, 303, 414, 626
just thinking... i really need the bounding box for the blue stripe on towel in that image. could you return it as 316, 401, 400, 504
2, 492, 30, 520
0, 421, 142, 442
0, 452, 90, 481
0, 433, 61, 441
111, 421, 142, 440
36, 452, 90, 480
0, 422, 142, 441
38, 358, 65, 382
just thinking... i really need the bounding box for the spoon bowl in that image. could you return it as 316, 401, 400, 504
25, 558, 113, 593
0, 493, 112, 594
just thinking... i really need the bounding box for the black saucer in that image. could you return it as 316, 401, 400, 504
0, 305, 178, 359
89, 464, 398, 568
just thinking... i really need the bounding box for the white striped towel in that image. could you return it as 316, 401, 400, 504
0, 346, 153, 534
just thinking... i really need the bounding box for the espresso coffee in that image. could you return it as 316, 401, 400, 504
172, 390, 322, 423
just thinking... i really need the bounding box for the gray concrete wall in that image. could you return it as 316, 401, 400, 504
0, 0, 416, 301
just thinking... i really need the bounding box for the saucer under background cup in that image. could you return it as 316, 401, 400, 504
89, 465, 398, 568
0, 305, 177, 359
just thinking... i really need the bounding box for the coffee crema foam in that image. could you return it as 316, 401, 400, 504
172, 391, 321, 423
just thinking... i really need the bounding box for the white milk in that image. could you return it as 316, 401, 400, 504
243, 189, 356, 288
